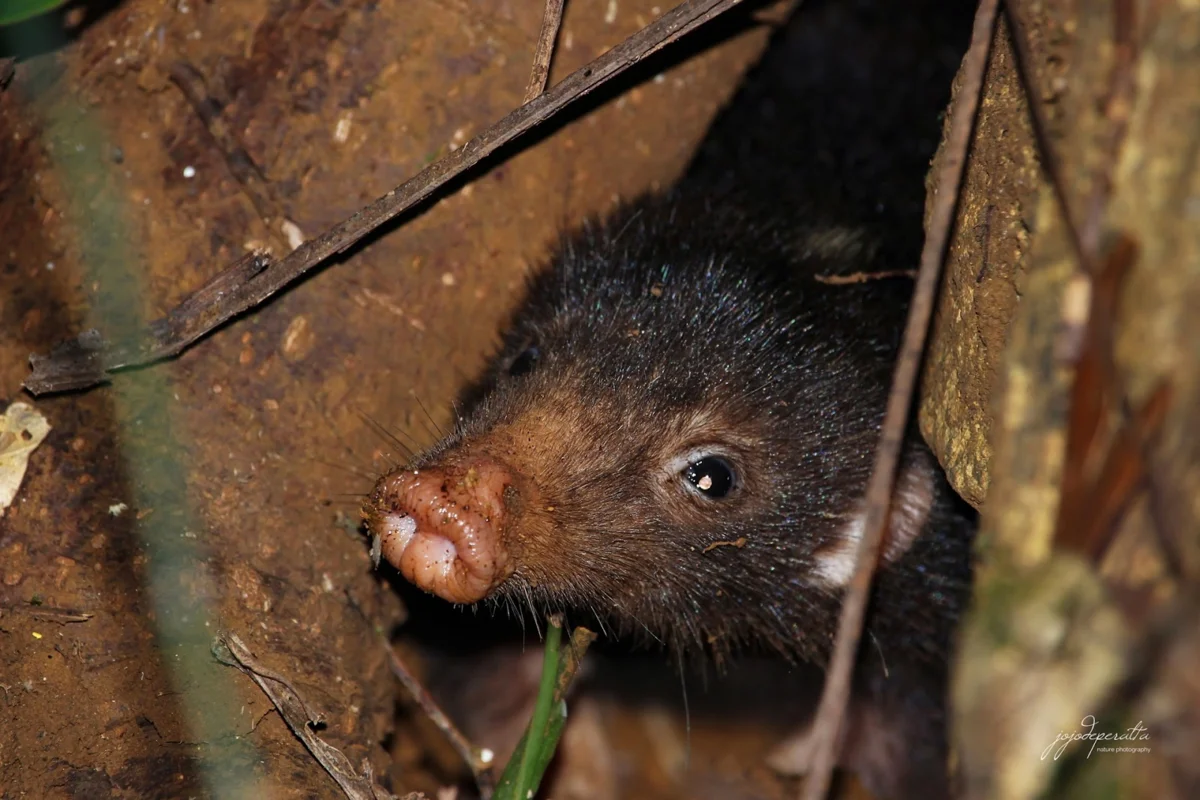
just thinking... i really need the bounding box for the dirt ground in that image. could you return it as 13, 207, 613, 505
0, 0, 974, 797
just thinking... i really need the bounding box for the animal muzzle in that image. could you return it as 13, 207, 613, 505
365, 458, 517, 604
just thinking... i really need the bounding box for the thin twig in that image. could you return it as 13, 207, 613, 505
812, 269, 918, 285
524, 0, 566, 103
1074, 383, 1172, 563
167, 62, 276, 220
214, 632, 392, 800
800, 0, 1000, 797
1054, 236, 1136, 543
24, 0, 754, 396
556, 624, 597, 699
0, 603, 93, 624
1077, 0, 1138, 260
1076, 3, 1182, 578
384, 638, 496, 798
1051, 236, 1177, 563
167, 61, 300, 250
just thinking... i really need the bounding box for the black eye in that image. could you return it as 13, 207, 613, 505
508, 344, 540, 377
683, 456, 737, 499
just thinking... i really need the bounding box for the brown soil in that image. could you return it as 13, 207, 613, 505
0, 1, 780, 797
0, 0, 975, 797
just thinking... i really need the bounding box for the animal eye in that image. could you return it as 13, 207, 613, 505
508, 344, 541, 377
682, 456, 737, 499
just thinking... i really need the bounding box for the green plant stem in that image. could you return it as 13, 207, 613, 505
493, 617, 596, 800
0, 0, 69, 26
513, 615, 563, 794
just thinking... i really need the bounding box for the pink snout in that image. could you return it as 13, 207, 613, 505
366, 459, 516, 604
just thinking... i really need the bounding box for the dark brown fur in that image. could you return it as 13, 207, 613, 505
403, 190, 974, 796
435, 192, 973, 666
380, 2, 978, 795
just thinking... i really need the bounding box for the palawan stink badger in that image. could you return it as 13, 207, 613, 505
365, 5, 976, 796
364, 185, 975, 796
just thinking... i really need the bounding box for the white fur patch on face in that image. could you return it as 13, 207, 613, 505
812, 453, 937, 588
813, 513, 865, 587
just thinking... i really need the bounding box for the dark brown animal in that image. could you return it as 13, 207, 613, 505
365, 191, 974, 796
366, 3, 977, 795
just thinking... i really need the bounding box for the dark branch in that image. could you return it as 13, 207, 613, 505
25, 0, 752, 396
524, 0, 566, 103
800, 0, 1001, 796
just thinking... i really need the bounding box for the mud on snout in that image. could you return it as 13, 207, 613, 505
364, 457, 520, 605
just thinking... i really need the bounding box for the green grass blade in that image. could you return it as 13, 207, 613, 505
0, 0, 70, 26
510, 617, 562, 794
492, 617, 596, 800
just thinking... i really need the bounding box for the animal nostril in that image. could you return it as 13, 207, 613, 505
683, 456, 737, 499
502, 483, 523, 514
369, 458, 519, 604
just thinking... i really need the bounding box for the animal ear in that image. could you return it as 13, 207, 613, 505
882, 449, 938, 564
811, 449, 936, 588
